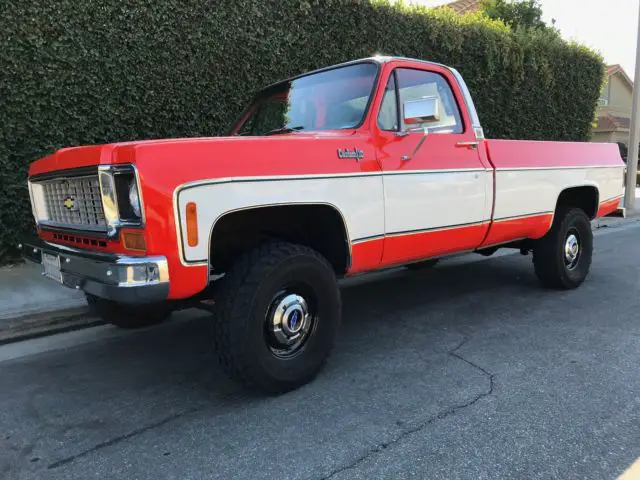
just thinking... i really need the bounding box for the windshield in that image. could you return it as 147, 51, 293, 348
234, 62, 379, 136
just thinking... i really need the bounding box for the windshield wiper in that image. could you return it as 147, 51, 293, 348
264, 126, 305, 136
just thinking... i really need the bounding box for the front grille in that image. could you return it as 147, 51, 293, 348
40, 176, 106, 228
51, 232, 108, 248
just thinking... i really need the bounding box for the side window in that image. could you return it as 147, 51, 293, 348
395, 68, 463, 134
377, 73, 399, 131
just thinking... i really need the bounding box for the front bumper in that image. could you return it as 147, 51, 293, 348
20, 236, 170, 305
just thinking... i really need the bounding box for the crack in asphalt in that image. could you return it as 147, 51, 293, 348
46, 406, 204, 470
321, 336, 495, 480
45, 337, 494, 474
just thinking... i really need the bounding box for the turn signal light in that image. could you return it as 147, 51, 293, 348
186, 202, 199, 247
122, 231, 147, 252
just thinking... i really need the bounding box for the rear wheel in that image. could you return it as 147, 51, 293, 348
85, 294, 172, 329
406, 259, 439, 271
212, 241, 341, 394
532, 207, 593, 289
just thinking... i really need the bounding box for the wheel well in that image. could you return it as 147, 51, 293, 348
209, 204, 350, 275
555, 186, 599, 219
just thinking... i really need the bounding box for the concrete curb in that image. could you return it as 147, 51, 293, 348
0, 306, 103, 346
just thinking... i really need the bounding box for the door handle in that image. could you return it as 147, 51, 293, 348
456, 141, 479, 150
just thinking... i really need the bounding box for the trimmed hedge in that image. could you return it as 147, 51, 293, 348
0, 0, 604, 261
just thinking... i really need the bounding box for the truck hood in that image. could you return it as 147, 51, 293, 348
28, 131, 362, 178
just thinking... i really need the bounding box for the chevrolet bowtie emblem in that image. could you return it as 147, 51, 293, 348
63, 197, 75, 210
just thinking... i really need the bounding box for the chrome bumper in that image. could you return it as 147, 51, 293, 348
20, 236, 170, 305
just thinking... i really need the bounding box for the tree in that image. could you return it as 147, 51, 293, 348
480, 0, 548, 31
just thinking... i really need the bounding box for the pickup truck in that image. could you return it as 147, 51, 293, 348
22, 56, 625, 393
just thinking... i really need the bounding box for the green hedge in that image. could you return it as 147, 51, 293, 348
0, 0, 604, 261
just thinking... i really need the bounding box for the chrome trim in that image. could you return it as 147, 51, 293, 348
403, 96, 440, 125
401, 127, 429, 161
30, 173, 107, 231
266, 292, 314, 357
21, 236, 169, 304
171, 184, 209, 269
385, 220, 490, 238
130, 164, 147, 226
351, 234, 385, 244
564, 231, 581, 270
492, 211, 553, 222
448, 66, 483, 135
27, 180, 45, 223
174, 169, 488, 191
97, 164, 145, 238
39, 220, 107, 233
456, 141, 479, 150
98, 166, 120, 237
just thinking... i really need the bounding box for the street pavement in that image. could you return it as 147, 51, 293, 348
2, 222, 640, 480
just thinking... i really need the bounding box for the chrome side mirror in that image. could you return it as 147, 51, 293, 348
403, 96, 440, 126
398, 96, 441, 162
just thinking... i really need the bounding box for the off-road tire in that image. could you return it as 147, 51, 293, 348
406, 259, 439, 271
212, 241, 341, 394
85, 294, 172, 329
532, 207, 593, 289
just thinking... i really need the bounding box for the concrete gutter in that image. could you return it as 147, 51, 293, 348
0, 262, 99, 344
0, 308, 103, 346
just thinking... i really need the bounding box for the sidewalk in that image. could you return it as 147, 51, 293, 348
0, 261, 97, 344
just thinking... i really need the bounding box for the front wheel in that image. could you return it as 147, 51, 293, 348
85, 294, 172, 329
212, 241, 341, 394
532, 207, 593, 289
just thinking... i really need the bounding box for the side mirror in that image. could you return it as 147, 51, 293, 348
403, 96, 440, 126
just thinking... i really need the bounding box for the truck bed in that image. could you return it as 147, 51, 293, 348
479, 140, 624, 247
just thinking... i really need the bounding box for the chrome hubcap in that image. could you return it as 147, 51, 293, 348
564, 230, 581, 270
266, 293, 313, 357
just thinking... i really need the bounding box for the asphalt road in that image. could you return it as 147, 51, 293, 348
2, 222, 640, 480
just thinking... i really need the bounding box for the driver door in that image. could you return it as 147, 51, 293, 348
375, 65, 492, 266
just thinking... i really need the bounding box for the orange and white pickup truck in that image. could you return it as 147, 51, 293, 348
22, 56, 624, 393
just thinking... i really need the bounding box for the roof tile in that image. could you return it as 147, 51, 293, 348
442, 0, 483, 14
595, 113, 630, 132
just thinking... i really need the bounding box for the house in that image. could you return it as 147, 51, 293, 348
592, 65, 633, 147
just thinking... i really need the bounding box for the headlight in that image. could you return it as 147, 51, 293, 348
102, 165, 144, 235
128, 181, 141, 218
28, 181, 49, 223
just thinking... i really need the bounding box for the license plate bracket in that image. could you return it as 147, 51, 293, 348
42, 252, 63, 284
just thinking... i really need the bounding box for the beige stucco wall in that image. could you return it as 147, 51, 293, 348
593, 72, 632, 145
608, 74, 632, 110
610, 131, 631, 144
591, 131, 614, 143
590, 131, 629, 145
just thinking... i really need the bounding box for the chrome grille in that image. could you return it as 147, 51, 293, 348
40, 176, 106, 228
